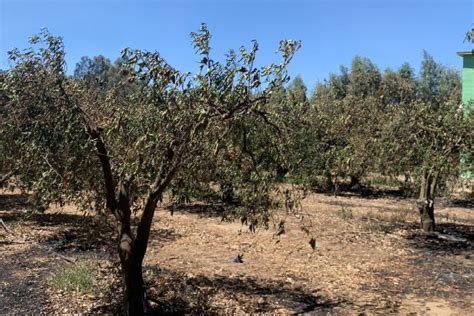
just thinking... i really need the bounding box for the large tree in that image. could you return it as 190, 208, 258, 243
2, 26, 301, 314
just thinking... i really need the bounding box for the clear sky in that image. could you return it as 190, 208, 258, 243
1, 0, 473, 92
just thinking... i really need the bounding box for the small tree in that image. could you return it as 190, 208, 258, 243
3, 26, 300, 314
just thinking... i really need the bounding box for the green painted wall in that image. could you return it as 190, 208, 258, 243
460, 54, 473, 177
461, 54, 474, 115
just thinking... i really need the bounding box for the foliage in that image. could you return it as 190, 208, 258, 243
2, 25, 301, 313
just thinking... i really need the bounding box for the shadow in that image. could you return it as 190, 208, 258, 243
341, 187, 406, 200
311, 181, 410, 200
403, 223, 473, 294
436, 223, 474, 241
362, 220, 418, 235
323, 199, 408, 214
0, 244, 53, 314
404, 223, 473, 255
0, 193, 89, 227
143, 268, 342, 314
41, 216, 116, 253
149, 227, 182, 245
441, 198, 474, 209
166, 202, 231, 219
1, 211, 89, 226
0, 193, 30, 212
38, 216, 180, 255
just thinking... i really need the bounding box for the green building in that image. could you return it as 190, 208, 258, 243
457, 50, 474, 115
456, 50, 473, 177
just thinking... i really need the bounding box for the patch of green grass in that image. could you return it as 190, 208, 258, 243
336, 207, 354, 220
47, 262, 95, 293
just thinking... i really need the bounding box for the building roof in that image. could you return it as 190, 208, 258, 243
457, 50, 474, 56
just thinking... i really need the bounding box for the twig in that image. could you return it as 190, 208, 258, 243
0, 219, 15, 235
0, 171, 14, 187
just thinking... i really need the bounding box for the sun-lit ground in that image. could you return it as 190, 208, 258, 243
0, 188, 472, 314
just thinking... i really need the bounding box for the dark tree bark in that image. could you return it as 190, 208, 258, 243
417, 169, 438, 232
119, 237, 147, 315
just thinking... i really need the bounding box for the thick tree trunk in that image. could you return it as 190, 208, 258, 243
417, 169, 438, 232
120, 250, 147, 316
115, 178, 148, 315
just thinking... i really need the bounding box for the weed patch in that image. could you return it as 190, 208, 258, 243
47, 262, 96, 293
336, 208, 354, 220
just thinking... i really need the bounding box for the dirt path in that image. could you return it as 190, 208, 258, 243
1, 190, 472, 314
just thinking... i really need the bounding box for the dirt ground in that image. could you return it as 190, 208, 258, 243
0, 189, 472, 315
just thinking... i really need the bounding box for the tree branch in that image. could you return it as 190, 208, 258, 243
0, 171, 14, 187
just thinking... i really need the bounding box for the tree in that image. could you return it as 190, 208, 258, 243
348, 55, 381, 97
378, 53, 472, 232
305, 57, 384, 193
3, 26, 300, 314
287, 74, 307, 104
73, 55, 123, 100
0, 69, 15, 187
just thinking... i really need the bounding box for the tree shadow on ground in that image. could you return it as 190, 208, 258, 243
1, 192, 181, 254
439, 197, 474, 209
0, 244, 52, 314
166, 202, 232, 219
0, 193, 30, 212
38, 215, 181, 255
404, 223, 473, 255
324, 199, 410, 213
0, 192, 88, 227
312, 184, 409, 200
141, 268, 343, 314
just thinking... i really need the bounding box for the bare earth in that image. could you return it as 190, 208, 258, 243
0, 189, 472, 314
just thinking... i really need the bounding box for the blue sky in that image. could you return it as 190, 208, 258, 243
1, 0, 473, 91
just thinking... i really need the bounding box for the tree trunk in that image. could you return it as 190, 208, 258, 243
116, 178, 148, 315
119, 233, 147, 315
120, 254, 147, 315
418, 200, 435, 232
417, 169, 438, 232
322, 168, 334, 192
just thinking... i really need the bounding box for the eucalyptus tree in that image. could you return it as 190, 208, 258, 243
287, 74, 307, 104
3, 26, 301, 314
